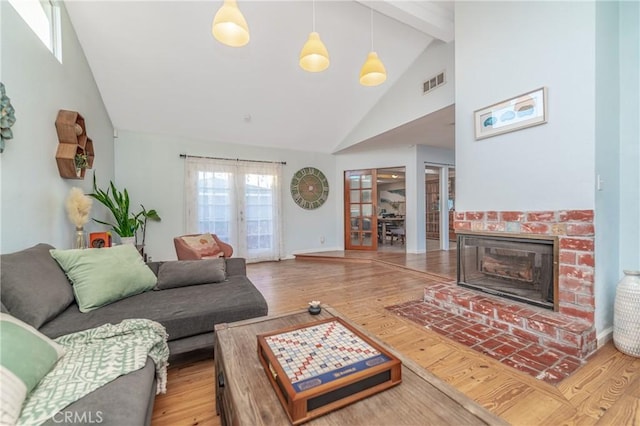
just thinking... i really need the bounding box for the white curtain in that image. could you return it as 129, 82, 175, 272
184, 157, 283, 262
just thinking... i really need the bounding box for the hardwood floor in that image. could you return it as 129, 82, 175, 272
152, 253, 640, 426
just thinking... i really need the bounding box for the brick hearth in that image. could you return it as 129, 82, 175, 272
426, 210, 596, 360
423, 282, 595, 357
387, 298, 586, 384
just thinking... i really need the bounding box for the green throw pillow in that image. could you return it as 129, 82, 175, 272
50, 244, 157, 313
0, 313, 65, 424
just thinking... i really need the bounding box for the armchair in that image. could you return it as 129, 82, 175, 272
173, 233, 233, 260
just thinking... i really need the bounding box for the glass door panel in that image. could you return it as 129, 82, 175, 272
344, 169, 377, 251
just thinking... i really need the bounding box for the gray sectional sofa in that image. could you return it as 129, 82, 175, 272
0, 243, 269, 425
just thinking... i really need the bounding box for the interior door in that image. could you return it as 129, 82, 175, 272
344, 169, 378, 250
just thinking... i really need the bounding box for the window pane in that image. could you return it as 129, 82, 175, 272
361, 175, 373, 188
362, 205, 373, 216
197, 171, 232, 241
362, 190, 372, 203
350, 232, 360, 244
350, 204, 360, 217
350, 190, 360, 203
8, 0, 58, 57
245, 173, 275, 252
349, 176, 360, 189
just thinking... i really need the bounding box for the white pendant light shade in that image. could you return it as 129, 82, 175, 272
212, 0, 250, 47
359, 52, 387, 86
299, 32, 330, 72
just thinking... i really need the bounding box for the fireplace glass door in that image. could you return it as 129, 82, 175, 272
457, 234, 557, 310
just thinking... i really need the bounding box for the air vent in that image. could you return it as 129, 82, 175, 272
423, 71, 446, 95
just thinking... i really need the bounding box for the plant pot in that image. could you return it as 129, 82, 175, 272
119, 236, 136, 246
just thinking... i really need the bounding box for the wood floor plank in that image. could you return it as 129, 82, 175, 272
151, 253, 639, 425
595, 394, 640, 426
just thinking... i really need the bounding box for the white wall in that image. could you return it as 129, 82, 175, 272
455, 1, 596, 212
618, 1, 640, 272
335, 40, 455, 152
0, 2, 114, 253
114, 130, 338, 261
594, 1, 621, 338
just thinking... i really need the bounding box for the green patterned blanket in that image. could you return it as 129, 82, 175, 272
18, 319, 169, 426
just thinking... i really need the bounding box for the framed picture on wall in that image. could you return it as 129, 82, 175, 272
474, 87, 548, 140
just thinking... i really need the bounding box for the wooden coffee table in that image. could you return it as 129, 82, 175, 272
214, 306, 508, 425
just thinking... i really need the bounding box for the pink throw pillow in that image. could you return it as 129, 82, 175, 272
181, 233, 223, 258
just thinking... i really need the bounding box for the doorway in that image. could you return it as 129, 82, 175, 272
376, 167, 406, 251
343, 167, 406, 252
184, 157, 283, 262
425, 165, 455, 252
344, 169, 378, 250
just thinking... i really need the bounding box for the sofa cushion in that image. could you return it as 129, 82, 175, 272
0, 243, 74, 328
49, 245, 157, 313
0, 313, 65, 425
40, 276, 268, 342
41, 358, 156, 426
180, 233, 223, 258
155, 259, 226, 290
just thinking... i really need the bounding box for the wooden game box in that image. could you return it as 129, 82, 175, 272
257, 317, 402, 425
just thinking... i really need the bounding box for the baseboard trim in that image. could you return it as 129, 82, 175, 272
597, 327, 613, 348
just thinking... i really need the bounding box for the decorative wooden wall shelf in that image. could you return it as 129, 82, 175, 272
86, 138, 95, 168
54, 110, 94, 179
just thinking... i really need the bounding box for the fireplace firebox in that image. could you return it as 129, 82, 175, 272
457, 233, 558, 310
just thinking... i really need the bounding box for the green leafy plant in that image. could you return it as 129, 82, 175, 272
75, 153, 89, 169
88, 174, 161, 242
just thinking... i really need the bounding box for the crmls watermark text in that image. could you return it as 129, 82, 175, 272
52, 411, 104, 424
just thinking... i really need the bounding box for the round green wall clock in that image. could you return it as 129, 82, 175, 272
290, 167, 329, 210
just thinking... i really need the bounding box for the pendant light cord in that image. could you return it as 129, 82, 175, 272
370, 8, 374, 51
312, 0, 316, 32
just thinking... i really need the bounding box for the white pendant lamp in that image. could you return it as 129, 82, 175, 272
299, 0, 330, 72
212, 0, 250, 47
359, 9, 387, 86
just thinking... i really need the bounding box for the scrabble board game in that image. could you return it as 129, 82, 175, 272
257, 317, 402, 425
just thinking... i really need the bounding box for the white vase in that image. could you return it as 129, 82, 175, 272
120, 236, 136, 246
613, 270, 640, 357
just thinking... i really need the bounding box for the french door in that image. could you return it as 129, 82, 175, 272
344, 169, 378, 250
184, 157, 282, 262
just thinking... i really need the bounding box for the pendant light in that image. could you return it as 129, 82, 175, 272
212, 0, 250, 47
299, 0, 330, 72
359, 9, 387, 86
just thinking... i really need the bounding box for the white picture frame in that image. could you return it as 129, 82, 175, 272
474, 87, 548, 140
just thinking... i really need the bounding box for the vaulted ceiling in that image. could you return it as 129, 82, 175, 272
65, 1, 454, 154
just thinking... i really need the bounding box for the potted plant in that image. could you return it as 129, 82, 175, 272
88, 174, 161, 248
74, 153, 89, 177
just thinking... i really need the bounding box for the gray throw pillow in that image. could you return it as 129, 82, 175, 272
155, 259, 226, 290
0, 243, 74, 328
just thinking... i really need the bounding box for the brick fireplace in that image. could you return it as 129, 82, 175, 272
423, 209, 596, 359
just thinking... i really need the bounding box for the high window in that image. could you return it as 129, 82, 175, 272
8, 0, 62, 62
